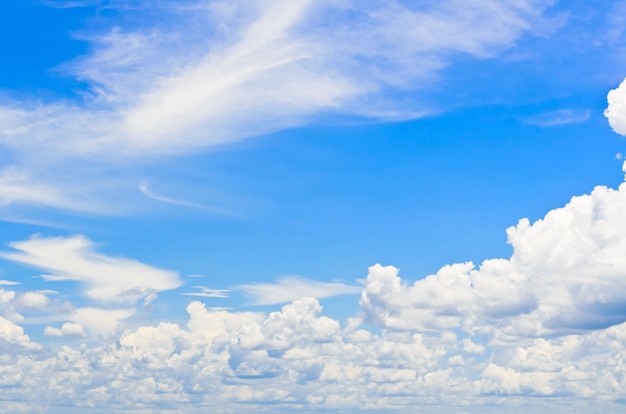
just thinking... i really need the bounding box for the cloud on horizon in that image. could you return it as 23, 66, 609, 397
1, 158, 626, 410
522, 108, 591, 127
237, 276, 362, 305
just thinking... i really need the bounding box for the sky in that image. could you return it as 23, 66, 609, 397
2, 0, 626, 412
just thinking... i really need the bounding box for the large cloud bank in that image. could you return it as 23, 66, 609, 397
2, 173, 626, 412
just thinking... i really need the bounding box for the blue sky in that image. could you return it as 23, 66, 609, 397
2, 0, 626, 412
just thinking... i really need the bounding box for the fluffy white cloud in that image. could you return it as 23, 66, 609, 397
605, 77, 626, 135
69, 307, 135, 338
361, 179, 626, 338
1, 235, 181, 303
0, 288, 56, 322
44, 322, 86, 337
15, 292, 49, 309
0, 316, 40, 350
0, 169, 624, 410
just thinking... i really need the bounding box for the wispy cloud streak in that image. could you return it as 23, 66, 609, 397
0, 0, 558, 214
182, 286, 230, 298
238, 276, 361, 305
138, 182, 236, 216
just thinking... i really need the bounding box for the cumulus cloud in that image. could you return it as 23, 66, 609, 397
1, 235, 181, 303
605, 77, 626, 135
0, 316, 40, 350
0, 288, 63, 323
14, 292, 49, 309
1, 161, 625, 410
361, 179, 626, 337
70, 307, 135, 338
0, 0, 558, 214
44, 322, 86, 337
0, 297, 625, 412
237, 276, 362, 305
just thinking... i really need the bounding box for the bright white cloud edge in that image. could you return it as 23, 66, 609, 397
606, 77, 626, 135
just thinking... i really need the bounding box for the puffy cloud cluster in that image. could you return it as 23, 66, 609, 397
0, 296, 624, 412
362, 180, 626, 338
237, 276, 361, 305
0, 235, 180, 339
0, 164, 623, 411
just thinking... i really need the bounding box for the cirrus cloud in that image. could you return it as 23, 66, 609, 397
0, 0, 559, 215
1, 235, 181, 304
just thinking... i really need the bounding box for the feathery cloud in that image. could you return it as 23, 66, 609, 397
0, 0, 558, 214
605, 77, 626, 135
1, 235, 181, 303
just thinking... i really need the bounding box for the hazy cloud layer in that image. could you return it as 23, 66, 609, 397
361, 179, 626, 337
523, 108, 591, 127
0, 298, 625, 412
237, 276, 362, 305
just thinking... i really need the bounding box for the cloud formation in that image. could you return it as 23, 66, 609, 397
0, 297, 625, 412
0, 0, 558, 214
1, 235, 181, 303
0, 166, 625, 410
606, 77, 626, 135
361, 179, 626, 337
237, 276, 362, 305
44, 322, 86, 337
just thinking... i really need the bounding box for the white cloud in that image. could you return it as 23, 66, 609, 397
0, 289, 23, 322
15, 292, 49, 309
361, 177, 626, 337
70, 307, 135, 337
605, 77, 626, 135
237, 276, 362, 305
0, 0, 558, 214
2, 296, 626, 411
182, 286, 230, 298
44, 322, 86, 337
0, 316, 40, 350
0, 279, 19, 285
1, 235, 182, 303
